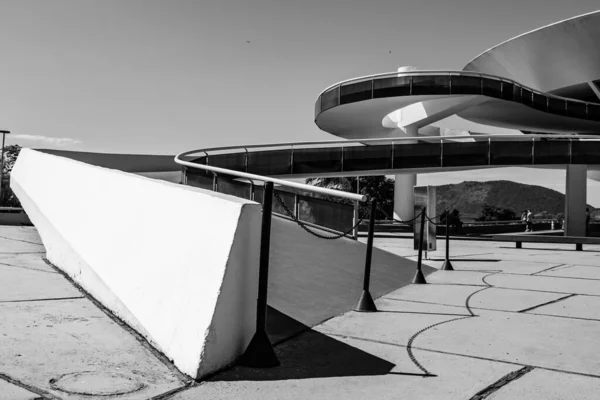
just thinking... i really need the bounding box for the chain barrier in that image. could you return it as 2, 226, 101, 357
374, 202, 424, 225
423, 211, 445, 225
273, 191, 363, 240
391, 211, 424, 225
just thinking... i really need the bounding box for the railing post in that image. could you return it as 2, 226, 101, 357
412, 207, 428, 284
294, 193, 299, 219
180, 166, 187, 185
355, 198, 377, 312
352, 200, 359, 240
238, 181, 280, 367
441, 210, 454, 271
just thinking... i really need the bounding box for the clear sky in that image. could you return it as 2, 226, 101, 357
1, 1, 599, 203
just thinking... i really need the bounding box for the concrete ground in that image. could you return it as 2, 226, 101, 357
4, 224, 600, 399
0, 227, 192, 399
174, 234, 600, 399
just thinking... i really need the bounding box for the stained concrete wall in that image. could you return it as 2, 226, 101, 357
10, 149, 262, 379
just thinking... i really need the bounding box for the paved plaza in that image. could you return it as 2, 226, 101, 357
2, 225, 600, 399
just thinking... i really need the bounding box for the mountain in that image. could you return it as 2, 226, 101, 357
434, 180, 594, 221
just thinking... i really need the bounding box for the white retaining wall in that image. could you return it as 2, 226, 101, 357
11, 149, 261, 379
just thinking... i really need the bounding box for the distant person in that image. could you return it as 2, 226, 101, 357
525, 209, 534, 232
586, 208, 591, 236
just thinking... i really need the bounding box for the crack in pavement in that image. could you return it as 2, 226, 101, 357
0, 372, 55, 400
518, 294, 577, 313
469, 366, 534, 399
0, 296, 85, 304
0, 261, 57, 274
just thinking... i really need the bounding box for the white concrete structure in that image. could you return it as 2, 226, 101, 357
315, 10, 600, 234
10, 149, 262, 379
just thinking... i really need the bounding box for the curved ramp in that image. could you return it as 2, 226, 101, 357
314, 72, 600, 137
267, 217, 434, 342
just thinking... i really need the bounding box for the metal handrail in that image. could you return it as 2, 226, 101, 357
175, 133, 600, 204
175, 156, 368, 202
318, 70, 596, 106
178, 133, 600, 158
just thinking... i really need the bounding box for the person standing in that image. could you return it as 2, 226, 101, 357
526, 209, 534, 232
586, 208, 591, 236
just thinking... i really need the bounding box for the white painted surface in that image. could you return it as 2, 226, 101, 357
394, 173, 416, 221
464, 11, 600, 92
10, 149, 261, 379
393, 127, 417, 221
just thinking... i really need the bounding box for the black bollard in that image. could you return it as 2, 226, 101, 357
441, 211, 454, 271
238, 181, 280, 368
412, 207, 427, 284
355, 198, 378, 312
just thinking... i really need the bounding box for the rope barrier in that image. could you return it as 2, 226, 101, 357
273, 192, 363, 240
423, 211, 446, 225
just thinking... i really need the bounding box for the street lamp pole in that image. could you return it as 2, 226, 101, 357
0, 130, 11, 206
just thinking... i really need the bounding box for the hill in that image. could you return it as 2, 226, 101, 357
434, 180, 594, 221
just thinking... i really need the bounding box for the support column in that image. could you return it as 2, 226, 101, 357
564, 165, 587, 236
394, 173, 417, 221
394, 125, 418, 221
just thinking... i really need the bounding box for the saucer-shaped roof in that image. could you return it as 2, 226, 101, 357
463, 10, 600, 94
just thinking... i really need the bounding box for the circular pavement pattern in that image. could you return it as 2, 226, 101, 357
50, 371, 144, 396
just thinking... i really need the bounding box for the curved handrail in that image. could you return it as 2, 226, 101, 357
175, 133, 600, 205
175, 153, 368, 203
179, 134, 600, 158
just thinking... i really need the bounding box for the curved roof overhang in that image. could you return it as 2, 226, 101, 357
463, 10, 600, 93
314, 72, 600, 138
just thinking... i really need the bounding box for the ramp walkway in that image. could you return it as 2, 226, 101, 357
0, 222, 430, 398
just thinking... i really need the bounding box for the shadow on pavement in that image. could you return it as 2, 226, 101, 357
213, 328, 394, 382
266, 306, 310, 345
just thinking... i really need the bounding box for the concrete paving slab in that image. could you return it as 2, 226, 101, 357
0, 236, 44, 253
0, 227, 43, 245
314, 307, 462, 346
0, 299, 184, 399
0, 253, 57, 274
488, 368, 600, 400
0, 379, 42, 400
363, 284, 565, 313
538, 265, 600, 280
454, 260, 563, 275
426, 270, 491, 286
420, 310, 600, 376
528, 295, 600, 320
375, 298, 470, 316
0, 264, 82, 302
383, 284, 484, 309
473, 288, 568, 312
172, 333, 519, 400
486, 274, 600, 296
